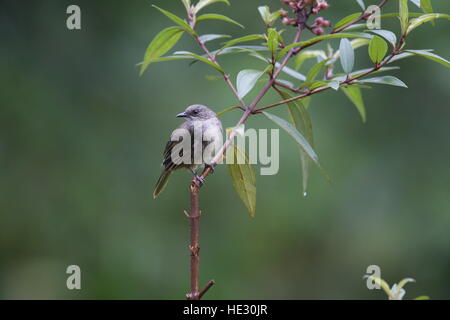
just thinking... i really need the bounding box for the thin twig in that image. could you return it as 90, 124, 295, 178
255, 51, 399, 112
331, 0, 390, 34
198, 280, 216, 299
196, 38, 246, 107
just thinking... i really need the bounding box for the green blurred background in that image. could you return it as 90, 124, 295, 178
1, 0, 449, 299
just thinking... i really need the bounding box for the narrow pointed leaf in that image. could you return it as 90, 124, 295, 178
197, 13, 244, 28
258, 6, 271, 25
295, 50, 327, 70
397, 278, 415, 291
194, 0, 230, 13
199, 34, 231, 43
334, 13, 362, 30
227, 145, 256, 217
342, 86, 366, 122
263, 112, 319, 165
340, 38, 355, 74
267, 28, 279, 53
152, 5, 197, 36
399, 0, 409, 35
140, 27, 184, 75
405, 49, 450, 68
305, 59, 328, 84
277, 32, 371, 59
420, 0, 433, 14
222, 34, 265, 49
368, 35, 388, 64
279, 90, 314, 194
406, 13, 450, 34
357, 76, 408, 87
173, 51, 224, 72
236, 69, 264, 99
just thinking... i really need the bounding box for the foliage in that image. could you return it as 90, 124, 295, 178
141, 0, 449, 217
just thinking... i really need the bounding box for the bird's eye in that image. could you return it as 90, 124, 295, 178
193, 109, 198, 114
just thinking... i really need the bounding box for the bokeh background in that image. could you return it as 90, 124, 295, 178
1, 0, 449, 299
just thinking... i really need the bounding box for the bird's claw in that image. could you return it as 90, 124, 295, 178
205, 163, 215, 174
194, 175, 205, 186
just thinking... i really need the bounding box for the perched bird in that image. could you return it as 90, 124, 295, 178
153, 104, 223, 198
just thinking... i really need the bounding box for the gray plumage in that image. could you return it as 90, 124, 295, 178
153, 105, 223, 198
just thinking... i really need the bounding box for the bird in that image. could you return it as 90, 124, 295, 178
153, 104, 223, 198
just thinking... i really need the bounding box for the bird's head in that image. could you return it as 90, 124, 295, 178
176, 104, 216, 120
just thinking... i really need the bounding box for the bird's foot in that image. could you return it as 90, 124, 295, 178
193, 175, 206, 187
205, 163, 215, 174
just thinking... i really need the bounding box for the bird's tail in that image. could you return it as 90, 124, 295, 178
153, 170, 172, 198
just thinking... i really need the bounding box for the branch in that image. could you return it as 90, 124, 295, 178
331, 0, 390, 34
255, 51, 399, 112
196, 38, 246, 107
195, 24, 306, 182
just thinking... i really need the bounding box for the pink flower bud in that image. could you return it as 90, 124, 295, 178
322, 20, 330, 27
315, 17, 325, 25
314, 27, 324, 35
319, 2, 329, 9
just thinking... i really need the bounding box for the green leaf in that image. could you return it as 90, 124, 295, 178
137, 55, 193, 68
420, 0, 433, 14
334, 13, 362, 30
405, 49, 450, 68
196, 13, 244, 28
399, 0, 409, 35
340, 38, 355, 74
263, 112, 319, 166
173, 51, 224, 72
213, 45, 268, 57
295, 50, 327, 70
140, 27, 184, 75
357, 75, 408, 88
406, 13, 450, 34
152, 5, 197, 36
368, 35, 388, 64
397, 278, 415, 291
267, 28, 279, 53
258, 6, 271, 25
199, 34, 231, 43
236, 69, 265, 99
279, 90, 314, 194
222, 34, 265, 49
309, 81, 328, 90
341, 86, 366, 122
305, 59, 328, 84
368, 29, 397, 47
277, 33, 371, 59
227, 145, 256, 217
194, 0, 230, 14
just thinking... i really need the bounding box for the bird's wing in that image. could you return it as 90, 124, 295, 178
162, 121, 192, 170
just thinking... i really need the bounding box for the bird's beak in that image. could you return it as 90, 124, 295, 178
176, 112, 188, 118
